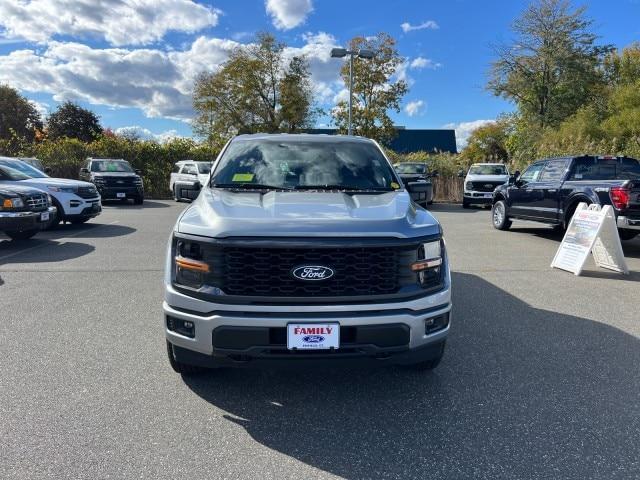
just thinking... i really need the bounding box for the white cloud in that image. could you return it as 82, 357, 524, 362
0, 0, 221, 46
115, 126, 180, 142
409, 56, 441, 70
266, 0, 313, 30
443, 119, 495, 149
400, 21, 439, 33
404, 100, 425, 117
0, 32, 343, 122
29, 100, 50, 118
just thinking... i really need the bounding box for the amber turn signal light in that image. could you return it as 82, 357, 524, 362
410, 258, 442, 272
175, 256, 210, 273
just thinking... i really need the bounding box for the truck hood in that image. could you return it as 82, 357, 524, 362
465, 174, 510, 183
178, 188, 441, 239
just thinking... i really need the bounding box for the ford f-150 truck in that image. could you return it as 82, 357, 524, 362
164, 134, 452, 374
491, 155, 640, 240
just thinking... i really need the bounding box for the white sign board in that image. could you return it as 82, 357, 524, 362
551, 203, 629, 276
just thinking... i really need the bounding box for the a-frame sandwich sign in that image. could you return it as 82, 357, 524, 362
551, 202, 629, 276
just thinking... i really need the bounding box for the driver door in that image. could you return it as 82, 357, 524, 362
509, 162, 546, 218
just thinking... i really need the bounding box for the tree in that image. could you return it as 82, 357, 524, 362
488, 0, 610, 129
0, 84, 43, 142
332, 33, 408, 144
192, 33, 316, 140
47, 101, 103, 142
461, 120, 510, 163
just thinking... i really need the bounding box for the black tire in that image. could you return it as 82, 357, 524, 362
492, 200, 512, 230
563, 201, 589, 230
173, 186, 180, 202
134, 196, 144, 205
166, 341, 205, 375
70, 217, 90, 225
619, 229, 638, 241
403, 341, 446, 371
427, 200, 434, 206
5, 229, 38, 240
462, 199, 470, 209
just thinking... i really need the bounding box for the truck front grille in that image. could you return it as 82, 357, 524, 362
217, 245, 414, 297
25, 193, 48, 211
468, 181, 504, 192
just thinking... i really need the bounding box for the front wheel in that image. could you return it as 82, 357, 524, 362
492, 200, 512, 230
619, 229, 638, 241
166, 341, 205, 375
462, 199, 470, 209
134, 196, 144, 205
5, 229, 38, 240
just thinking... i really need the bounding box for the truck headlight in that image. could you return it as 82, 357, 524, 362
411, 240, 444, 289
2, 197, 24, 209
465, 182, 472, 191
173, 238, 209, 289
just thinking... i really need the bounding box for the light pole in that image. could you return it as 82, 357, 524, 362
330, 47, 375, 136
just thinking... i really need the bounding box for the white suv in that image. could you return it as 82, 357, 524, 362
0, 158, 101, 225
462, 163, 510, 208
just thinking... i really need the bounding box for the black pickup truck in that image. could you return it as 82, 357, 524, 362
491, 155, 640, 240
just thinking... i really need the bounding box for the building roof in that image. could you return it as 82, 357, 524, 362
305, 128, 457, 154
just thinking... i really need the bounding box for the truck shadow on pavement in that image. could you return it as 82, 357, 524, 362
184, 272, 640, 480
102, 200, 171, 209
0, 240, 95, 265
47, 223, 136, 239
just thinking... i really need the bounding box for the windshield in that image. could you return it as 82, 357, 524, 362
395, 163, 427, 174
468, 164, 507, 175
0, 165, 32, 181
197, 163, 211, 174
0, 160, 47, 178
569, 157, 640, 180
210, 139, 398, 190
91, 160, 134, 173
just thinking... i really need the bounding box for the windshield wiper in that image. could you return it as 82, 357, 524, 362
294, 184, 393, 192
211, 183, 293, 191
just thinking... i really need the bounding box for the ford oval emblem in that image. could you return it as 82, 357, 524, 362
291, 265, 334, 281
303, 335, 325, 343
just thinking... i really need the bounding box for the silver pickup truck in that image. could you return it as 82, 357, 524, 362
164, 134, 452, 374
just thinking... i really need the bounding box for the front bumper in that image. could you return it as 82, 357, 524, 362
617, 216, 640, 231
464, 191, 493, 204
0, 206, 57, 231
164, 277, 452, 367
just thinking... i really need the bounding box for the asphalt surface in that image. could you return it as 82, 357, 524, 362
1, 200, 639, 480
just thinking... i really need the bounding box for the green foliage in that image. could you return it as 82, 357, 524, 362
332, 33, 408, 144
488, 0, 610, 129
47, 101, 103, 142
192, 33, 316, 140
460, 120, 509, 163
0, 84, 43, 142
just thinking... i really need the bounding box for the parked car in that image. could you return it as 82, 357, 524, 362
492, 155, 640, 240
0, 184, 57, 240
79, 158, 144, 204
461, 163, 511, 209
0, 158, 101, 225
169, 160, 212, 201
18, 157, 48, 174
164, 134, 451, 375
393, 162, 435, 206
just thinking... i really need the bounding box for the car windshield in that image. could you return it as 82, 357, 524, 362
468, 164, 507, 175
0, 165, 32, 181
91, 160, 134, 172
569, 157, 640, 180
197, 163, 211, 174
395, 163, 427, 174
210, 139, 398, 191
0, 160, 47, 178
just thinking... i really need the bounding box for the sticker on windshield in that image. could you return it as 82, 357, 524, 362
391, 182, 400, 189
232, 173, 254, 182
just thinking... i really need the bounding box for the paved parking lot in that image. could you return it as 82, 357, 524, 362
1, 201, 639, 480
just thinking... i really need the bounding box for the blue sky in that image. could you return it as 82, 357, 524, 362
0, 0, 638, 146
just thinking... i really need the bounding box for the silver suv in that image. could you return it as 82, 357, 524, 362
164, 134, 452, 374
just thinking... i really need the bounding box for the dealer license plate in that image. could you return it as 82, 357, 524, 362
116, 192, 126, 198
40, 212, 49, 221
287, 323, 340, 350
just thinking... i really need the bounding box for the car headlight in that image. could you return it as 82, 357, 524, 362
48, 186, 76, 193
173, 237, 209, 289
411, 240, 444, 290
465, 182, 472, 191
2, 197, 24, 209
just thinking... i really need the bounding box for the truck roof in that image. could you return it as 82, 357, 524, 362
234, 133, 374, 144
